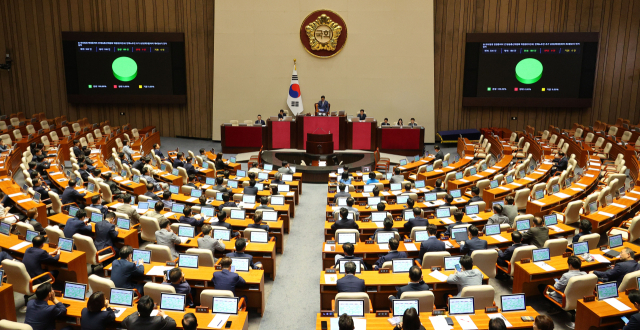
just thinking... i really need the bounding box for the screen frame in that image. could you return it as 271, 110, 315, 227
448, 297, 475, 315
500, 294, 527, 313
63, 281, 87, 301
160, 293, 186, 312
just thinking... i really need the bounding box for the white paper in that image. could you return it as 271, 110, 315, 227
490, 235, 508, 242
488, 314, 513, 328
473, 174, 484, 178
435, 169, 443, 173
324, 244, 335, 252
186, 197, 198, 203
603, 298, 632, 311
420, 159, 428, 163
575, 183, 587, 187
465, 156, 473, 160
201, 184, 211, 189
374, 222, 385, 228
591, 254, 611, 263
440, 218, 454, 224
398, 166, 406, 170
485, 169, 496, 173
585, 174, 595, 177
361, 193, 371, 197
49, 172, 62, 175
445, 166, 455, 169
17, 198, 33, 203
10, 241, 32, 250
534, 171, 545, 175
381, 191, 391, 196
511, 183, 523, 187
163, 212, 175, 218
548, 225, 562, 233
428, 270, 448, 282
286, 192, 295, 197
623, 196, 638, 201
630, 190, 640, 195
404, 243, 418, 251
419, 188, 429, 192
611, 203, 627, 209
534, 261, 555, 271
8, 193, 22, 197
523, 177, 535, 181
455, 315, 478, 330
378, 244, 389, 250
554, 193, 570, 199
208, 314, 230, 329
598, 211, 615, 217
324, 274, 337, 284
571, 187, 584, 192
410, 189, 419, 193
111, 203, 123, 209
531, 200, 545, 206
459, 179, 469, 183
146, 266, 174, 276
444, 241, 454, 249
498, 187, 510, 191
430, 316, 453, 329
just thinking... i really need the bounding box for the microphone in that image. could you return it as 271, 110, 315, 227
313, 127, 327, 134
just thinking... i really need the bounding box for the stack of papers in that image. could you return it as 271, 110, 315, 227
324, 244, 335, 252
186, 197, 198, 203
428, 270, 448, 282
378, 244, 389, 250
455, 315, 478, 329
623, 196, 638, 201
10, 241, 31, 251
553, 193, 570, 199
17, 198, 33, 203
163, 212, 175, 218
548, 225, 562, 232
208, 314, 231, 329
603, 298, 632, 311
591, 254, 611, 263
597, 211, 615, 218
490, 235, 508, 242
611, 203, 627, 209
146, 266, 174, 276
533, 261, 555, 271
444, 241, 454, 249
404, 243, 418, 251
324, 274, 337, 284
430, 316, 453, 329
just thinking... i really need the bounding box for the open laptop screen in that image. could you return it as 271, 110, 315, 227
501, 294, 526, 312
448, 297, 475, 315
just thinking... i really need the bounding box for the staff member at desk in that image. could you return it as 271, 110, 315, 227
593, 247, 640, 287
381, 118, 391, 126
277, 109, 286, 120
403, 207, 428, 231
408, 118, 418, 128
25, 283, 71, 330
112, 245, 145, 295
24, 235, 61, 284
356, 109, 366, 121
63, 209, 92, 238
336, 261, 365, 293
255, 114, 266, 125
316, 95, 330, 115
122, 295, 177, 330
623, 291, 640, 330
278, 160, 294, 174
388, 265, 430, 301
211, 257, 247, 295
81, 291, 116, 330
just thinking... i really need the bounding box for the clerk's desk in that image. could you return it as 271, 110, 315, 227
0, 233, 88, 284
576, 292, 638, 330
319, 267, 489, 310
51, 297, 249, 330
105, 261, 266, 316
315, 307, 540, 330
512, 242, 640, 295
48, 213, 140, 248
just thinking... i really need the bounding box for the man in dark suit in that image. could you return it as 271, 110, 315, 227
317, 95, 330, 115
460, 225, 488, 256
388, 266, 430, 301
496, 231, 527, 268
373, 238, 407, 269
153, 144, 165, 161
431, 179, 446, 193
594, 247, 640, 287
336, 242, 367, 270
331, 208, 359, 231
162, 268, 194, 307
522, 217, 549, 248
211, 176, 229, 193
184, 156, 197, 176
209, 211, 239, 238
211, 257, 246, 295
95, 212, 119, 253
337, 261, 365, 293
256, 196, 274, 211
434, 145, 444, 161
27, 161, 38, 178
32, 177, 51, 205
418, 224, 446, 261
131, 158, 145, 173
443, 194, 454, 207
72, 140, 83, 158
23, 235, 61, 284
78, 162, 90, 183
334, 183, 352, 201
255, 114, 266, 125
356, 109, 366, 121
121, 295, 177, 330
144, 183, 161, 201
111, 245, 145, 295
61, 179, 86, 205
551, 152, 568, 176
468, 186, 483, 204
403, 207, 428, 231
243, 180, 259, 195
25, 283, 70, 330
502, 195, 518, 226
173, 152, 185, 169
35, 155, 51, 177
226, 238, 263, 269
63, 209, 92, 238
381, 118, 391, 126
179, 206, 205, 227
90, 195, 108, 214
218, 192, 237, 212
104, 173, 123, 200
623, 291, 640, 330
247, 214, 270, 231
277, 109, 286, 120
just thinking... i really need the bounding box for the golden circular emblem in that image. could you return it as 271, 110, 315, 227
300, 10, 347, 58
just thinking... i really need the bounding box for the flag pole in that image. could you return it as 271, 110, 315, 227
294, 58, 296, 70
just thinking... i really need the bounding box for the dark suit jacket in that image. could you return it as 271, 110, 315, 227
34, 185, 50, 202
356, 113, 366, 120
79, 169, 90, 182
226, 251, 260, 269
173, 159, 184, 169
337, 274, 366, 293
418, 237, 446, 261
218, 201, 237, 211
90, 204, 108, 214
61, 187, 86, 204
29, 219, 46, 236
460, 237, 488, 256
63, 217, 92, 238
403, 217, 429, 231
95, 220, 118, 250
247, 223, 269, 231
23, 247, 60, 284
73, 146, 83, 157
132, 160, 145, 172
572, 231, 591, 243
497, 243, 527, 266
468, 196, 483, 204
335, 256, 367, 270
331, 219, 359, 230
121, 313, 177, 330
111, 258, 144, 290
255, 119, 266, 125
154, 149, 165, 160
435, 151, 444, 161
211, 269, 246, 294
431, 187, 446, 193
594, 260, 640, 287
522, 226, 549, 248
185, 163, 197, 176
556, 157, 568, 171
107, 180, 122, 195
392, 281, 431, 299
444, 222, 465, 236
623, 313, 640, 330
179, 216, 205, 227
36, 161, 50, 176
25, 299, 67, 330
80, 307, 116, 330
243, 186, 258, 195
374, 251, 408, 269
144, 191, 161, 201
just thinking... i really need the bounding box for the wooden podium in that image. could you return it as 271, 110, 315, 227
306, 133, 333, 154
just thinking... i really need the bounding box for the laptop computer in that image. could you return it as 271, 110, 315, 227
230, 209, 246, 220
501, 294, 526, 313
277, 184, 289, 192
493, 200, 504, 207
216, 192, 224, 201
212, 297, 239, 315
450, 189, 462, 198
435, 207, 451, 219
26, 230, 39, 242
178, 254, 199, 269
109, 288, 135, 307
376, 231, 396, 244
573, 242, 589, 256
90, 213, 103, 223
270, 195, 284, 206
588, 201, 598, 214
58, 238, 74, 252
213, 229, 231, 241
250, 231, 269, 243
160, 293, 186, 312
444, 256, 462, 271
543, 214, 558, 226
201, 206, 215, 218
282, 174, 293, 182
63, 282, 87, 301
465, 204, 482, 220
368, 197, 381, 207
392, 259, 414, 273
533, 190, 545, 200
169, 185, 180, 194
455, 172, 463, 180
414, 230, 429, 242
178, 226, 195, 243
336, 299, 365, 318
415, 181, 426, 189
262, 211, 278, 222
551, 184, 560, 194
337, 233, 357, 244
337, 259, 362, 274
69, 206, 79, 217
448, 297, 475, 315
424, 193, 437, 202
191, 189, 202, 198
485, 224, 500, 236
132, 249, 151, 264
236, 170, 246, 178
392, 299, 419, 317
242, 195, 256, 204
596, 282, 619, 301
364, 185, 375, 193
399, 159, 407, 166
116, 218, 131, 230
0, 222, 10, 236
390, 183, 402, 191
489, 180, 499, 189
171, 203, 185, 213
532, 248, 551, 262
397, 195, 409, 204
263, 164, 273, 171
505, 175, 514, 184
451, 227, 468, 242
228, 180, 239, 189
604, 234, 624, 258
403, 209, 414, 221
371, 211, 387, 222
516, 219, 530, 232
230, 257, 250, 272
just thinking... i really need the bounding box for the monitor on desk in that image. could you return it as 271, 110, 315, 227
490, 180, 499, 189
455, 172, 463, 180
250, 231, 269, 243
216, 192, 224, 201
212, 297, 239, 315
448, 297, 475, 315
516, 219, 530, 232
337, 299, 365, 318
385, 172, 393, 180
242, 195, 256, 204
178, 226, 195, 238
132, 249, 151, 264
363, 185, 375, 193
171, 203, 185, 213
0, 270, 3, 286
424, 193, 437, 202
262, 211, 278, 222
550, 184, 559, 194
63, 282, 87, 301
543, 214, 558, 226
236, 170, 246, 178
178, 254, 199, 269
337, 233, 357, 244
368, 197, 381, 207
426, 165, 434, 172
228, 180, 239, 189
258, 172, 269, 180
338, 259, 362, 274
117, 218, 131, 230
26, 230, 38, 242
392, 299, 419, 317
485, 224, 500, 236
450, 189, 462, 198
336, 198, 348, 207
605, 194, 613, 207
90, 213, 103, 223
415, 230, 429, 242
201, 207, 215, 217
371, 211, 387, 222
469, 168, 477, 176
206, 177, 215, 185
399, 159, 407, 166
492, 200, 504, 207
109, 288, 135, 307
397, 195, 409, 204
230, 209, 246, 220
403, 209, 414, 220
444, 256, 462, 271
376, 231, 396, 244
533, 190, 545, 200
69, 206, 79, 217
202, 162, 208, 169
0, 222, 10, 236
506, 175, 514, 184
213, 229, 231, 241
436, 207, 451, 219
277, 184, 289, 192
451, 227, 468, 242
596, 282, 619, 300
161, 164, 167, 172
87, 182, 96, 193
501, 294, 526, 313
519, 170, 526, 179
263, 164, 273, 171
270, 195, 284, 205
282, 174, 293, 182
532, 248, 550, 262
132, 175, 140, 184
169, 185, 180, 194
160, 293, 186, 312
414, 155, 421, 162
138, 202, 149, 210
573, 242, 589, 256
390, 183, 402, 191
465, 205, 479, 215
190, 189, 202, 198
290, 166, 296, 173
33, 191, 41, 204
588, 201, 598, 214
230, 257, 250, 272
415, 180, 426, 189
392, 258, 413, 273
58, 238, 74, 252
443, 160, 449, 167
609, 234, 623, 249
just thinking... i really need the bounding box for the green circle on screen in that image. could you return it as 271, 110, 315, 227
112, 57, 138, 82
515, 58, 543, 84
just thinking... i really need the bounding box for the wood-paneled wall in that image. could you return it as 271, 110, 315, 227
0, 0, 214, 138
435, 0, 640, 134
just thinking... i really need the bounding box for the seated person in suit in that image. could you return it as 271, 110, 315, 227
122, 295, 177, 330
25, 283, 70, 330
443, 194, 454, 207
365, 172, 379, 184
594, 247, 640, 287
356, 109, 366, 121
35, 155, 51, 178
489, 318, 507, 330
132, 157, 145, 173
185, 174, 198, 188
90, 195, 108, 214
210, 210, 239, 238
496, 231, 527, 268
403, 207, 428, 231
161, 190, 173, 209
145, 200, 168, 221
546, 256, 587, 305
336, 261, 365, 293
331, 207, 359, 231
624, 291, 640, 330
418, 224, 446, 261
460, 225, 488, 256
255, 114, 266, 125
572, 219, 592, 244
381, 118, 391, 126
211, 176, 229, 193
197, 224, 225, 257
173, 152, 185, 169
388, 265, 430, 301
431, 179, 446, 193
278, 160, 294, 174
95, 212, 119, 257
104, 173, 123, 201
63, 208, 92, 238
111, 245, 145, 295
0, 139, 7, 152
551, 152, 568, 176
24, 235, 61, 283
338, 171, 352, 185
184, 156, 197, 177
486, 204, 510, 228
153, 143, 165, 160
397, 118, 404, 126
116, 194, 141, 225
72, 139, 82, 157
25, 207, 46, 236
243, 180, 259, 195
502, 195, 518, 226
334, 183, 351, 201
218, 192, 237, 211
211, 256, 247, 295
61, 179, 87, 204
371, 186, 381, 197
390, 167, 405, 184
179, 206, 205, 227
162, 267, 194, 307
118, 152, 130, 167
522, 217, 549, 248
373, 237, 407, 270
446, 255, 483, 296
408, 118, 418, 128
316, 96, 330, 115
434, 145, 444, 161
0, 250, 14, 263
277, 109, 285, 120
248, 162, 261, 173
256, 196, 274, 210
155, 218, 181, 259
271, 172, 285, 185
81, 291, 116, 330
143, 182, 161, 201
344, 197, 360, 218
247, 214, 269, 231
373, 217, 398, 238
32, 174, 53, 205
467, 186, 483, 204
335, 242, 367, 270
404, 182, 413, 193
78, 162, 90, 182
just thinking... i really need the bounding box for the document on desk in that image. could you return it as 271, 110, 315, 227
429, 316, 453, 329
534, 262, 555, 271
112, 308, 127, 318
146, 266, 174, 276
444, 241, 454, 249
419, 188, 429, 192
591, 254, 611, 263
597, 211, 615, 218
410, 189, 420, 193
623, 196, 638, 202
440, 218, 454, 224
324, 244, 335, 252
398, 166, 406, 170
511, 183, 523, 187
186, 197, 198, 203
571, 187, 584, 192
10, 241, 32, 251
497, 186, 510, 191
603, 298, 632, 311
17, 198, 33, 203
378, 244, 389, 251
472, 174, 484, 178
488, 314, 513, 327
163, 212, 175, 218
548, 225, 562, 233
534, 171, 545, 175
531, 200, 545, 206
374, 222, 385, 228
523, 177, 535, 182
330, 317, 366, 330
381, 191, 391, 196
208, 314, 230, 329
490, 235, 508, 242
553, 193, 570, 199
428, 270, 448, 282
584, 174, 595, 177
611, 203, 627, 209
465, 156, 473, 160
455, 315, 478, 329
324, 274, 337, 284
111, 203, 123, 209
361, 193, 371, 197
404, 243, 418, 251
8, 193, 23, 198
49, 171, 62, 175
485, 169, 496, 173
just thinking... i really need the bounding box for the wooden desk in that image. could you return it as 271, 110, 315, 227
105, 262, 266, 315
45, 163, 98, 205
53, 296, 249, 329
0, 284, 17, 321
581, 188, 640, 234
0, 233, 88, 284
575, 294, 637, 330
48, 213, 140, 248
482, 161, 553, 206
512, 242, 640, 295
0, 177, 48, 228
448, 155, 513, 192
